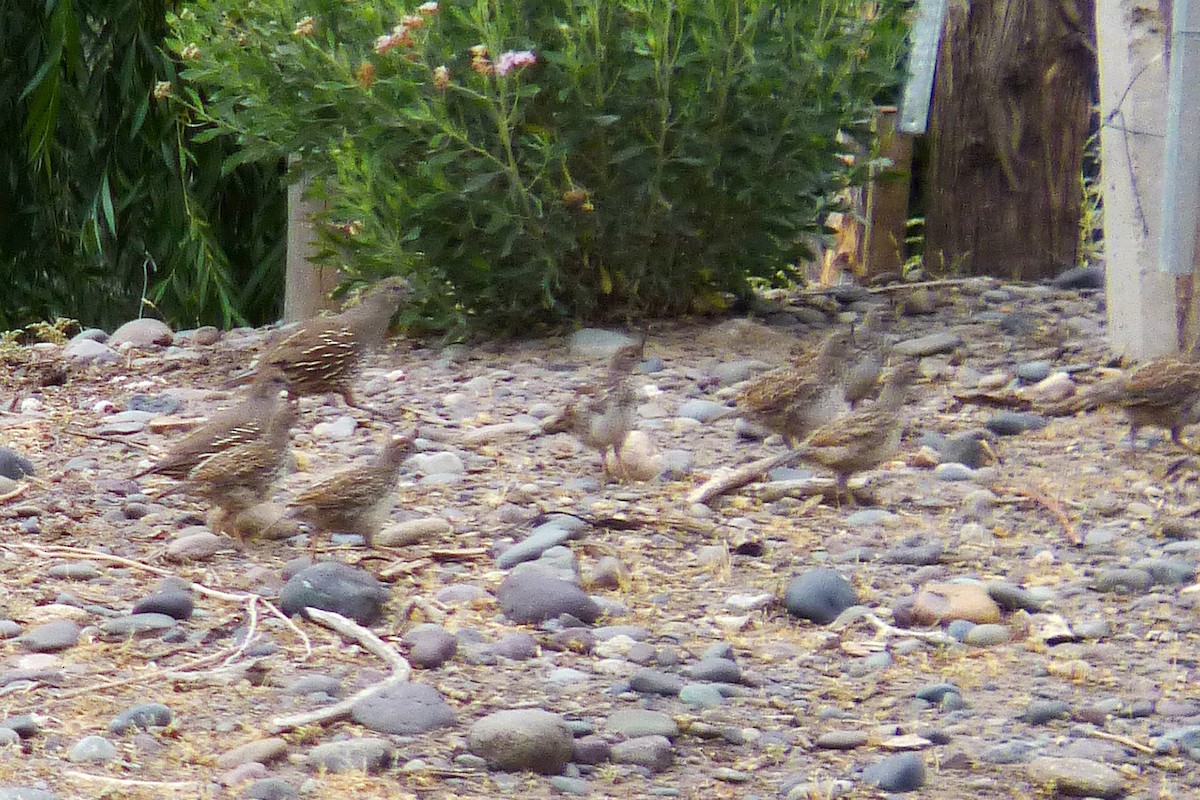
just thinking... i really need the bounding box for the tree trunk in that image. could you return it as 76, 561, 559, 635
924, 0, 1096, 281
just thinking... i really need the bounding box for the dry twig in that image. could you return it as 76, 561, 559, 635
990, 485, 1081, 546
687, 450, 805, 506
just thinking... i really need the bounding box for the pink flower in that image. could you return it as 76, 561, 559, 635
418, 2, 439, 14
432, 65, 450, 89
495, 50, 537, 77
374, 24, 413, 54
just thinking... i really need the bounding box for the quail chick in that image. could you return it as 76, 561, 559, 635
734, 329, 852, 445
289, 429, 418, 546
246, 276, 411, 408
1045, 355, 1200, 451
795, 359, 919, 500
844, 307, 888, 408
542, 341, 645, 478
132, 370, 293, 481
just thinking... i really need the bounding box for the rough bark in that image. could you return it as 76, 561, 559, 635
925, 0, 1096, 280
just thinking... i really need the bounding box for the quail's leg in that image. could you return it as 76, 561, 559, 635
1170, 427, 1200, 454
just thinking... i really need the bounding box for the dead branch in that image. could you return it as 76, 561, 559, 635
687, 450, 806, 506
990, 485, 1081, 546
269, 608, 411, 734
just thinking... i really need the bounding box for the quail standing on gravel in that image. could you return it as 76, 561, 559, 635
132, 370, 294, 482
541, 340, 645, 478
1045, 353, 1200, 452
844, 307, 888, 408
732, 329, 852, 446
289, 429, 418, 546
794, 359, 919, 501
245, 276, 412, 409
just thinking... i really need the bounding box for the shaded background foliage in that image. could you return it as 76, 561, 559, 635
0, 0, 285, 330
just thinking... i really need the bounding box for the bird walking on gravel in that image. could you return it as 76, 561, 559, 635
131, 370, 294, 482
844, 307, 888, 409
541, 340, 645, 479
288, 429, 419, 546
236, 276, 412, 410
793, 359, 919, 502
730, 329, 853, 446
1044, 352, 1200, 452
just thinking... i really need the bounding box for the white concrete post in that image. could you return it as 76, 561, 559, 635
284, 168, 342, 323
1097, 0, 1176, 358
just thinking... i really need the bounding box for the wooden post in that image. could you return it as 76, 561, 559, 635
863, 107, 914, 279
1096, 0, 1176, 357
284, 168, 341, 323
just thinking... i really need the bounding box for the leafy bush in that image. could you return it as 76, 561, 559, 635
174, 0, 907, 334
0, 0, 284, 330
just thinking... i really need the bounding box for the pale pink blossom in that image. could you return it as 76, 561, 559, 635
418, 2, 439, 14
374, 24, 413, 54
495, 50, 537, 76
432, 65, 450, 89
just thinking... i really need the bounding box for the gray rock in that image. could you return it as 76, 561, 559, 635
985, 412, 1048, 436
710, 360, 771, 386
893, 331, 961, 357
497, 522, 579, 569
1051, 264, 1104, 290
63, 337, 119, 364
1092, 568, 1152, 594
403, 624, 457, 669
0, 449, 34, 480
609, 735, 675, 773
965, 624, 1010, 646
915, 683, 962, 704
986, 582, 1044, 612
284, 674, 342, 697
882, 541, 943, 565
493, 632, 539, 660
628, 668, 683, 696
1021, 699, 1071, 724
947, 620, 976, 641
0, 790, 57, 800
468, 709, 573, 775
350, 683, 455, 735
131, 590, 194, 620
605, 710, 679, 740
1027, 756, 1124, 798
126, 393, 183, 416
676, 399, 732, 423
48, 561, 99, 580
862, 752, 926, 792
783, 568, 857, 624
497, 568, 600, 624
17, 620, 80, 652
110, 318, 173, 348
815, 731, 869, 750
1154, 725, 1200, 757
100, 613, 178, 638
679, 684, 725, 707
67, 735, 117, 763
217, 738, 288, 769
572, 735, 611, 765
845, 509, 897, 527
934, 462, 974, 481
1131, 557, 1195, 585
407, 450, 465, 476
244, 778, 298, 800
686, 657, 741, 683
109, 703, 173, 734
568, 329, 639, 359
1016, 360, 1052, 383
306, 738, 394, 774
279, 562, 389, 625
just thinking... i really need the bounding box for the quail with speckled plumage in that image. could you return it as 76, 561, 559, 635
289, 429, 418, 546
249, 276, 411, 409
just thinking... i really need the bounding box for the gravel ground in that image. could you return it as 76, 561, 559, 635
0, 274, 1195, 799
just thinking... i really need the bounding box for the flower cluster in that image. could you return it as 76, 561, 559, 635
469, 44, 493, 76
374, 24, 413, 54
495, 50, 536, 77
292, 16, 315, 37
432, 65, 450, 90
152, 80, 173, 100
179, 43, 201, 60
356, 61, 377, 89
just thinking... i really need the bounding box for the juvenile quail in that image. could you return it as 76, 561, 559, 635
794, 359, 919, 500
289, 429, 418, 546
132, 370, 293, 481
542, 341, 644, 477
1045, 355, 1200, 451
734, 329, 852, 446
247, 276, 411, 408
844, 307, 888, 408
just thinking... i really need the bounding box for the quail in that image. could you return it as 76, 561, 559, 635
794, 359, 919, 500
542, 340, 645, 477
1045, 355, 1200, 451
289, 429, 418, 546
132, 370, 293, 482
844, 307, 888, 408
245, 276, 411, 408
733, 329, 852, 445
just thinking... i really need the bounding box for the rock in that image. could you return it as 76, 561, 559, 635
816, 731, 870, 750
910, 582, 1002, 625
677, 399, 732, 423
934, 462, 974, 481
311, 415, 357, 441
468, 709, 574, 774
126, 393, 183, 415
17, 620, 80, 653
407, 450, 466, 476
862, 752, 926, 792
217, 738, 289, 769
497, 568, 600, 624
375, 517, 452, 547
679, 684, 725, 707
986, 582, 1044, 612
617, 430, 667, 481
985, 411, 1048, 436
0, 790, 57, 800
0, 449, 34, 480
244, 778, 298, 800
1023, 371, 1076, 403
1092, 568, 1152, 594
571, 735, 611, 766
893, 331, 961, 357
100, 613, 178, 638
109, 703, 173, 734
1021, 700, 1071, 725
609, 735, 675, 772
628, 668, 684, 696
605, 710, 679, 740
964, 623, 1010, 646
783, 569, 857, 624
109, 318, 173, 348
1051, 264, 1104, 290
498, 520, 580, 569
403, 624, 458, 669
67, 735, 117, 763
166, 531, 225, 561
306, 738, 394, 774
568, 329, 639, 359
63, 337, 119, 364
687, 658, 741, 683
1027, 756, 1124, 798
279, 562, 389, 625
492, 632, 539, 660
350, 683, 456, 735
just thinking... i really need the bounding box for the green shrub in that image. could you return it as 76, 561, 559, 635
173, 0, 907, 334
0, 0, 285, 330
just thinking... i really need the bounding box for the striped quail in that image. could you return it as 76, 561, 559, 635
132, 370, 293, 481
542, 341, 644, 478
289, 429, 418, 546
734, 329, 852, 445
795, 359, 919, 500
1045, 355, 1200, 451
844, 307, 888, 408
251, 276, 411, 408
